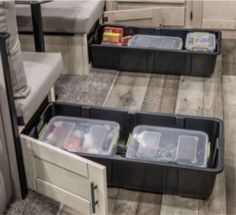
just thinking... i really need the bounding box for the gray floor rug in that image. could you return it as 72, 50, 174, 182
5, 191, 59, 215
55, 68, 118, 106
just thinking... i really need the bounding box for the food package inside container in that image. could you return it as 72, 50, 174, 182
102, 26, 124, 45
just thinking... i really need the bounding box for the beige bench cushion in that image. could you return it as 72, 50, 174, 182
15, 52, 62, 124
0, 1, 30, 99
16, 0, 105, 34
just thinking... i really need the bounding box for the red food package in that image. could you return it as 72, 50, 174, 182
104, 26, 124, 36
63, 138, 81, 152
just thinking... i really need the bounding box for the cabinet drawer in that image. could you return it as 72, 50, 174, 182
21, 102, 224, 200
90, 25, 221, 77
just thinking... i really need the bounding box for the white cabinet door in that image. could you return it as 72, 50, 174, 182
20, 134, 108, 215
103, 6, 185, 27
202, 0, 236, 30
106, 0, 185, 11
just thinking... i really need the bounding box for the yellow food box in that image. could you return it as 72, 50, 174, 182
102, 32, 121, 43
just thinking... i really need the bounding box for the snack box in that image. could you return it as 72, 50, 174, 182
185, 32, 216, 52
102, 26, 124, 44
39, 116, 120, 156
128, 35, 183, 50
126, 125, 209, 168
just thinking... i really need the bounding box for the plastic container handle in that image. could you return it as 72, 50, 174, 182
212, 138, 223, 169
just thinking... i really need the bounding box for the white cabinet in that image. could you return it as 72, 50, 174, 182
103, 6, 186, 27
104, 0, 236, 35
104, 0, 190, 27
21, 134, 108, 215
106, 0, 186, 11
202, 0, 236, 30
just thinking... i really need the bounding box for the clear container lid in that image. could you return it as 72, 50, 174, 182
185, 32, 216, 52
126, 125, 209, 168
39, 116, 120, 156
128, 35, 183, 50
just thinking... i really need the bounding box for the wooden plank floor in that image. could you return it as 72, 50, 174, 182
103, 55, 234, 215
57, 40, 236, 215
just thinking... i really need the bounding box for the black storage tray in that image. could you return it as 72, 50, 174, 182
22, 102, 224, 199
89, 25, 221, 77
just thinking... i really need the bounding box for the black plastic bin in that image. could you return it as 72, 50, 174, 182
22, 102, 224, 199
89, 25, 221, 77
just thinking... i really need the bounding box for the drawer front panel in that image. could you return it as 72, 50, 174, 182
36, 178, 91, 214
21, 134, 108, 215
34, 158, 90, 200
32, 140, 88, 178
103, 7, 185, 27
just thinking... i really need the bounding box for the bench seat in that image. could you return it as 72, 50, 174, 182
15, 52, 62, 124
16, 0, 105, 34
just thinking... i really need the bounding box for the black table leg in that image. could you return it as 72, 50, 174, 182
31, 3, 45, 52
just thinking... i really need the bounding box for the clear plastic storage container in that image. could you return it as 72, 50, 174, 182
126, 125, 209, 168
185, 32, 216, 52
128, 35, 183, 50
39, 116, 120, 155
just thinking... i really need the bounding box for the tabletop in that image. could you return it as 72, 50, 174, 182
15, 0, 52, 5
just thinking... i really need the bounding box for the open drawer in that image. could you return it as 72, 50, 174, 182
89, 25, 221, 77
21, 113, 108, 214
21, 102, 224, 214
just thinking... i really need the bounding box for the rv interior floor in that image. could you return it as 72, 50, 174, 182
5, 39, 236, 215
